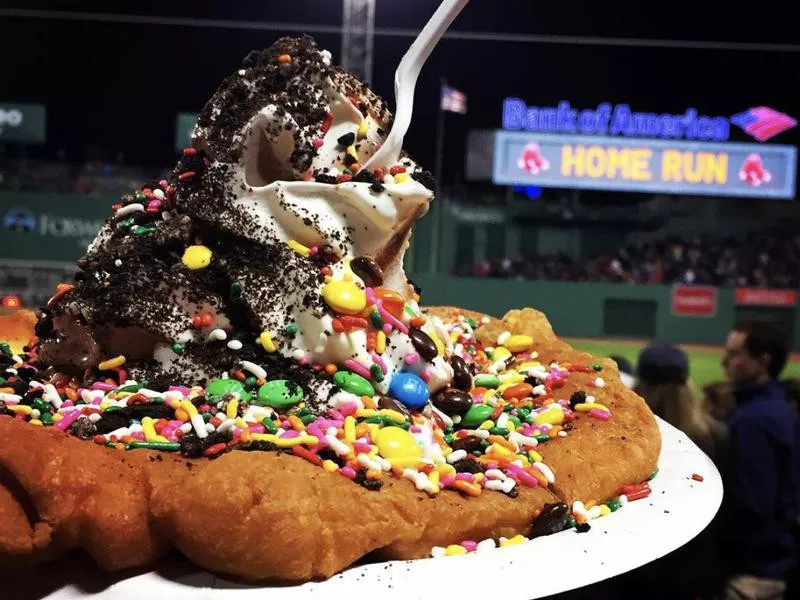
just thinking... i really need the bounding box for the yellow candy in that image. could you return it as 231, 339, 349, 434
346, 145, 359, 160
322, 280, 367, 315
574, 402, 609, 413
355, 408, 378, 418
259, 331, 277, 353
375, 426, 422, 460
394, 172, 410, 184
528, 450, 544, 463
445, 544, 468, 556
377, 408, 406, 424
600, 504, 611, 517
226, 399, 239, 419
492, 347, 512, 361
98, 355, 126, 370
518, 360, 543, 372
344, 415, 356, 443
376, 330, 387, 354
322, 460, 339, 473
358, 119, 368, 138
498, 372, 525, 386
181, 244, 212, 270
287, 240, 311, 257
504, 334, 534, 353
500, 534, 527, 547
29, 419, 43, 427
534, 406, 564, 426
478, 420, 495, 430
428, 330, 445, 356
436, 463, 456, 477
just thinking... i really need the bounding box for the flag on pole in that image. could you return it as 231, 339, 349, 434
440, 84, 467, 114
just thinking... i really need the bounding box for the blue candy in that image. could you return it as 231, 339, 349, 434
389, 372, 430, 410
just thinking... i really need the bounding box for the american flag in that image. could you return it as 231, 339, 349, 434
441, 84, 467, 114
731, 107, 797, 142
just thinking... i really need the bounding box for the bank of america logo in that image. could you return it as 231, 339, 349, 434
731, 107, 797, 142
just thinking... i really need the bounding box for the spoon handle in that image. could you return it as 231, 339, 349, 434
366, 0, 469, 170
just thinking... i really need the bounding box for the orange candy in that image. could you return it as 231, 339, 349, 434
373, 288, 405, 318
503, 382, 533, 400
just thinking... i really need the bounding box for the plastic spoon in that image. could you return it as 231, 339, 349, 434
364, 0, 469, 170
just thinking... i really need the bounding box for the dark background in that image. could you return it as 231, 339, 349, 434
2, 0, 799, 186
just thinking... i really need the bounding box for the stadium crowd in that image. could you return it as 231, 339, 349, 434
458, 225, 800, 289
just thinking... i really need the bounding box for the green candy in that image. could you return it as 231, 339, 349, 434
460, 403, 494, 427
648, 467, 659, 481
171, 342, 185, 354
230, 281, 243, 299
283, 323, 298, 336
129, 441, 181, 452
131, 224, 157, 236
364, 415, 383, 425
333, 371, 375, 397
508, 415, 522, 428
467, 318, 478, 329
300, 413, 316, 425
474, 374, 500, 389
535, 434, 550, 443
488, 427, 510, 436
370, 310, 383, 329
0, 343, 12, 358
444, 434, 455, 444
593, 363, 603, 371
202, 412, 213, 422
205, 378, 252, 403
262, 417, 278, 434
606, 499, 621, 512
32, 398, 50, 413
40, 412, 54, 425
370, 364, 384, 383
257, 379, 304, 409
118, 383, 141, 393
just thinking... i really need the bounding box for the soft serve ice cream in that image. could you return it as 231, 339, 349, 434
37, 36, 461, 412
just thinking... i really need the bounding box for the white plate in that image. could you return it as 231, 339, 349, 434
11, 418, 722, 600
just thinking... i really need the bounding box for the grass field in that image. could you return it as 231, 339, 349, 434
566, 337, 800, 390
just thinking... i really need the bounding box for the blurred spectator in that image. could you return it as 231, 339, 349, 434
703, 381, 736, 423
634, 342, 720, 460
718, 321, 799, 599
460, 224, 800, 289
608, 354, 636, 389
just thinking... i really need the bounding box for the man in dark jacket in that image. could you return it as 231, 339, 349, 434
719, 321, 799, 599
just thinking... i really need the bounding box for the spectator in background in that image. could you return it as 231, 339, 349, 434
718, 321, 799, 599
634, 343, 719, 460
608, 354, 636, 389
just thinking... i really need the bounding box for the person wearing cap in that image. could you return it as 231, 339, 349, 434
635, 342, 718, 460
718, 321, 799, 599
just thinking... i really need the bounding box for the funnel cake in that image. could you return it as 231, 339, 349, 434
0, 37, 660, 582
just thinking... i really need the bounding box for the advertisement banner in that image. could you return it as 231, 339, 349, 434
1, 193, 112, 264
0, 103, 46, 143
671, 285, 718, 317
493, 131, 797, 199
735, 288, 798, 307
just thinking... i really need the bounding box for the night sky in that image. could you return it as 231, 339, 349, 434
3, 0, 799, 185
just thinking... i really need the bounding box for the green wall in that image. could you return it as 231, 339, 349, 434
413, 275, 800, 349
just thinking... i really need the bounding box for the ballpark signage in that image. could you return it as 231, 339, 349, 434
670, 285, 718, 318
502, 99, 797, 143
0, 103, 46, 143
492, 131, 797, 199
735, 288, 798, 307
